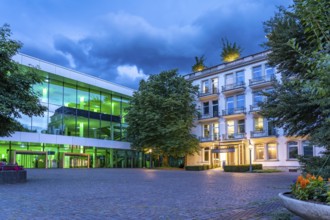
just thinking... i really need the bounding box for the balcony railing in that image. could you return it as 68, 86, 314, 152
250, 129, 277, 138
198, 88, 219, 97
199, 135, 220, 142
249, 75, 275, 86
222, 107, 246, 116
222, 82, 245, 92
198, 111, 219, 120
222, 133, 246, 140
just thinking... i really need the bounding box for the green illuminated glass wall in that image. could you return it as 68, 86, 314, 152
18, 69, 130, 141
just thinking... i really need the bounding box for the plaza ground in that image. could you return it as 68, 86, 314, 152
0, 169, 300, 219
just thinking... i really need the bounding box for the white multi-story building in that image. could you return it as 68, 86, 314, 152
184, 51, 323, 171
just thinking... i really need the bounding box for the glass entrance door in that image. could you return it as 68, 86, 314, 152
15, 151, 47, 168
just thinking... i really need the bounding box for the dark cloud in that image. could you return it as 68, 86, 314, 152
12, 0, 291, 89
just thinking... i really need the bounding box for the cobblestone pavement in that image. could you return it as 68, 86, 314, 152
0, 169, 299, 220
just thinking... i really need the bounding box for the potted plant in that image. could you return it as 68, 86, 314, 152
279, 174, 330, 219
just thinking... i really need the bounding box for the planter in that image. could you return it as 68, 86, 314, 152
279, 192, 330, 220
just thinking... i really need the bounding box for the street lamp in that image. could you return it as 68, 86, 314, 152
149, 149, 152, 169
248, 139, 253, 172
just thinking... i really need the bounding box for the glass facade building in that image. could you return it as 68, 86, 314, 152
0, 54, 146, 168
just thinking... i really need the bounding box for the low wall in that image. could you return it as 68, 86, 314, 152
0, 170, 27, 184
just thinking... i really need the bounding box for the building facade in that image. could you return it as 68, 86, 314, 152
184, 51, 323, 171
0, 54, 147, 169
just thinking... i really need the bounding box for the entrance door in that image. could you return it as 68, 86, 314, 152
14, 151, 47, 168
62, 153, 90, 168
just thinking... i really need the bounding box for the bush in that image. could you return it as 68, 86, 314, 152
223, 164, 262, 172
298, 155, 330, 179
185, 165, 210, 171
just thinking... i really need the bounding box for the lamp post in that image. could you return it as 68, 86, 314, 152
248, 140, 253, 172
149, 149, 152, 169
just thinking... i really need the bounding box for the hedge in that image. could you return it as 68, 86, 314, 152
223, 164, 262, 172
185, 165, 210, 171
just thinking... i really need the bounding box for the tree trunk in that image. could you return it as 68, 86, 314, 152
163, 155, 169, 167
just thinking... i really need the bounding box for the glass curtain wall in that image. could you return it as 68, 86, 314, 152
16, 69, 130, 141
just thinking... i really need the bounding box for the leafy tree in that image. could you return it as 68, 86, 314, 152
125, 69, 199, 166
192, 56, 207, 72
260, 0, 330, 175
0, 24, 47, 137
220, 38, 242, 62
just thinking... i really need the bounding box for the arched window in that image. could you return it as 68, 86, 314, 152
287, 141, 298, 159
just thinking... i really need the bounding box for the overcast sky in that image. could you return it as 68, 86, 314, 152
0, 0, 291, 89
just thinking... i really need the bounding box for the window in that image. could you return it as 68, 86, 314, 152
202, 80, 209, 93
226, 96, 234, 114
252, 66, 262, 81
253, 91, 263, 107
203, 124, 210, 138
237, 119, 245, 134
225, 73, 234, 86
203, 102, 209, 115
254, 117, 264, 131
204, 147, 210, 162
265, 64, 275, 80
287, 141, 298, 159
236, 94, 245, 110
255, 144, 264, 160
213, 123, 219, 140
211, 78, 218, 93
212, 100, 218, 117
302, 141, 313, 156
226, 120, 234, 135
236, 70, 244, 85
267, 143, 277, 160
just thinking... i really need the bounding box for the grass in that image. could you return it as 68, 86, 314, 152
253, 169, 282, 173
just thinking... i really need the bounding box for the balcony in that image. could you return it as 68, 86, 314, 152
198, 88, 219, 101
250, 105, 261, 112
222, 133, 246, 140
222, 107, 246, 118
250, 129, 278, 138
198, 111, 220, 122
199, 135, 220, 142
222, 82, 246, 96
249, 75, 275, 89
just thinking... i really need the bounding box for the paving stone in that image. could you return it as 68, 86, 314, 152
0, 169, 300, 219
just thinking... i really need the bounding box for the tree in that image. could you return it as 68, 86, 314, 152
192, 56, 207, 72
220, 38, 242, 62
125, 69, 199, 166
260, 0, 330, 176
0, 24, 47, 137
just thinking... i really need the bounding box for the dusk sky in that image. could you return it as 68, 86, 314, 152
0, 0, 292, 89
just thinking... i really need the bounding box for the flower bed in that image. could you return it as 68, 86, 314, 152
0, 163, 27, 184
279, 174, 330, 219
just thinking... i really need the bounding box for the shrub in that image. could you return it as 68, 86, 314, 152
185, 165, 210, 171
291, 174, 328, 202
298, 155, 330, 179
223, 164, 262, 172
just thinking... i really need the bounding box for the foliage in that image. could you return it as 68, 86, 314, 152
298, 155, 330, 179
185, 165, 210, 171
220, 38, 242, 62
261, 0, 330, 152
0, 24, 47, 137
125, 69, 200, 159
291, 174, 328, 202
252, 169, 282, 173
192, 56, 206, 72
223, 164, 262, 172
